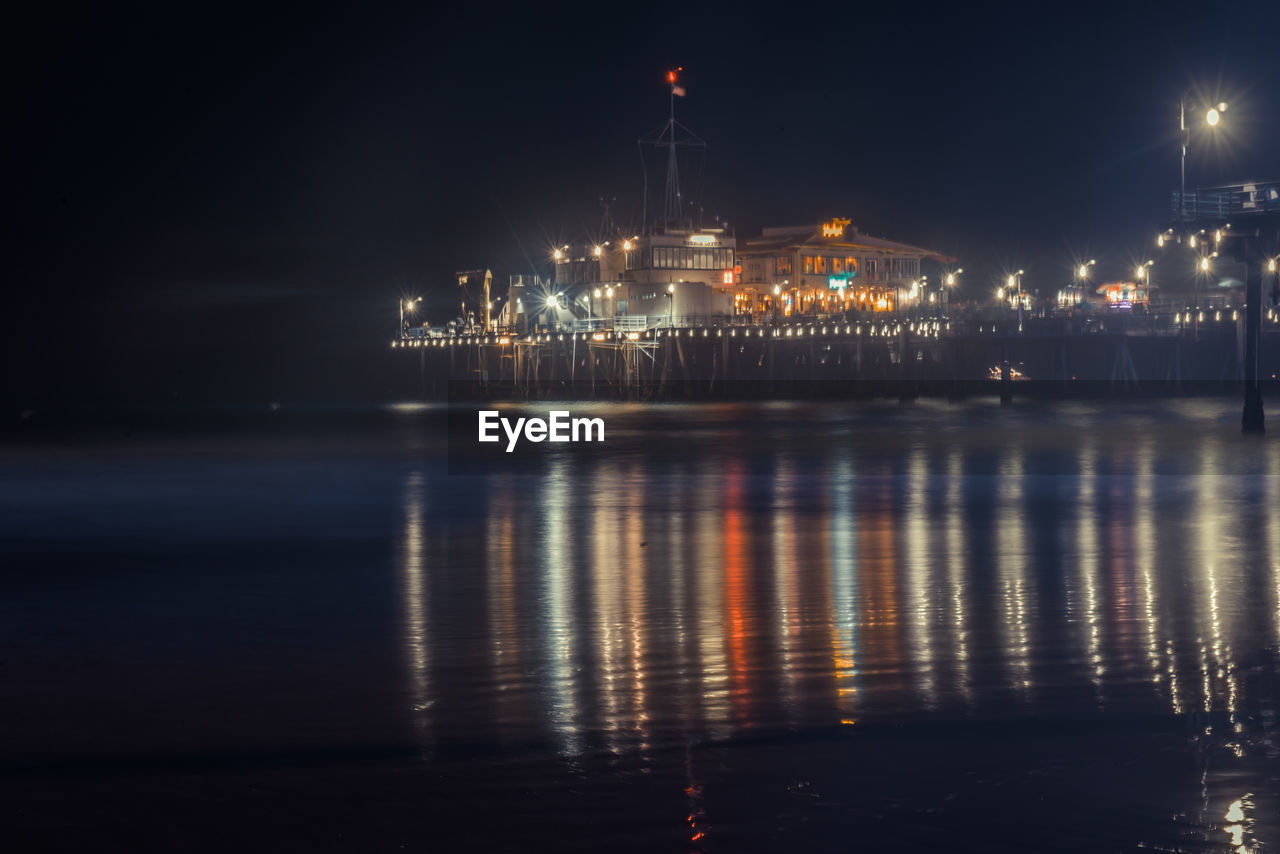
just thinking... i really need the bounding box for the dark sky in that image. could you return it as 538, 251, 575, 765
8, 1, 1280, 405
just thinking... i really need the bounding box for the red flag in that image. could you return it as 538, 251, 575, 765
667, 66, 685, 94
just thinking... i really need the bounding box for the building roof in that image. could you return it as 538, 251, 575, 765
741, 223, 943, 259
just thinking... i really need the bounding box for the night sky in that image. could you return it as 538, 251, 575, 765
9, 2, 1280, 406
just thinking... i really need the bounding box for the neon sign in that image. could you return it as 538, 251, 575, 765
827, 273, 856, 289
821, 218, 851, 238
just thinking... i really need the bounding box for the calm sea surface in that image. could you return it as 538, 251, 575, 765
3, 399, 1279, 852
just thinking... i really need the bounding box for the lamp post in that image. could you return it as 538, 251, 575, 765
944, 268, 962, 314
772, 283, 782, 325
1180, 92, 1228, 219
1271, 257, 1279, 309
545, 293, 561, 332
1075, 259, 1096, 312
1008, 269, 1025, 332
491, 296, 504, 331
1136, 260, 1153, 310
1194, 253, 1216, 340
666, 282, 676, 328
400, 297, 422, 339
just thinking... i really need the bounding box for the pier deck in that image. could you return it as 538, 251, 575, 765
393, 313, 1280, 401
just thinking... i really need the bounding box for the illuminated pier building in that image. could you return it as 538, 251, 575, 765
735, 218, 942, 317
503, 73, 945, 331
542, 227, 737, 328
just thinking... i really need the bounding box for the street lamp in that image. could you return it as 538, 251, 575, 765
1008, 269, 1025, 331
1074, 259, 1096, 310
400, 296, 422, 339
1270, 258, 1280, 310
1136, 260, 1154, 309
490, 296, 504, 331
1180, 92, 1228, 219
943, 267, 963, 314
665, 282, 676, 327
1192, 253, 1217, 339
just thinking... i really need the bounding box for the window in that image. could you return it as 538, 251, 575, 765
865, 258, 878, 281
775, 256, 792, 275
648, 246, 734, 270
832, 257, 844, 275
814, 255, 828, 275
802, 256, 814, 275
846, 257, 859, 277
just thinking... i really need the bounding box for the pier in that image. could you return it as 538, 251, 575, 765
394, 311, 1280, 401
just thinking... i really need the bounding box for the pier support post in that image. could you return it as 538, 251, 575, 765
1000, 339, 1012, 407
1242, 240, 1265, 434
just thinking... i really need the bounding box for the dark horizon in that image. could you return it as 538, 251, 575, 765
9, 1, 1280, 406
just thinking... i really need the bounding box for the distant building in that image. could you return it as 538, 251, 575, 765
1095, 281, 1150, 309
551, 225, 736, 327
735, 218, 943, 316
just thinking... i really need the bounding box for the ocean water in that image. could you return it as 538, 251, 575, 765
2, 399, 1279, 852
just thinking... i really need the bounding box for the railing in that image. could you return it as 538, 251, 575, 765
1171, 181, 1280, 221
614, 316, 649, 332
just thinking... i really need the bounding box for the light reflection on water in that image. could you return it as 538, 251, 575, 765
398, 402, 1280, 850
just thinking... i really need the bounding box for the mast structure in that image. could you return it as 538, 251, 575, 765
664, 71, 681, 224
639, 68, 705, 231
